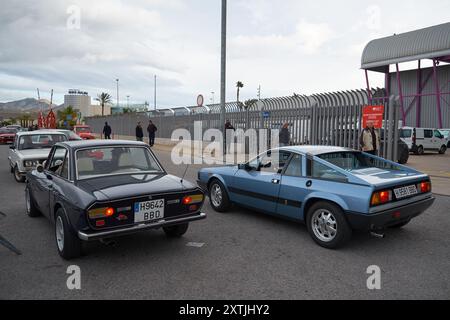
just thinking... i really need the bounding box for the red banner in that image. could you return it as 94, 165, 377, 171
363, 105, 385, 129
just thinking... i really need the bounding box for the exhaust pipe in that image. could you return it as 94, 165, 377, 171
370, 231, 385, 239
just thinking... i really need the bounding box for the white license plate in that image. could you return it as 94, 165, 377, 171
134, 199, 165, 223
394, 185, 418, 199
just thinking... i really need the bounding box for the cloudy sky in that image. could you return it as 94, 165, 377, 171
0, 0, 449, 107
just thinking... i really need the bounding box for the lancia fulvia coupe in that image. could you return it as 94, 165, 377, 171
25, 140, 206, 259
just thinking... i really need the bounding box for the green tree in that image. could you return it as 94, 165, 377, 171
57, 106, 79, 128
243, 99, 258, 110
95, 92, 113, 116
236, 81, 244, 108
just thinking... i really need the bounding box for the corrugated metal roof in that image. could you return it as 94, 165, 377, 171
362, 22, 450, 71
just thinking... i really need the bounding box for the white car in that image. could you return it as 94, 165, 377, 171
400, 127, 447, 155
8, 131, 68, 182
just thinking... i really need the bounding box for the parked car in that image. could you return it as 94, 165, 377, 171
73, 125, 96, 140
25, 140, 206, 260
8, 131, 68, 182
400, 127, 447, 155
0, 127, 18, 144
198, 146, 435, 249
438, 129, 450, 148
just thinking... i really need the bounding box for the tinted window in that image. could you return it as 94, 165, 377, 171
318, 152, 401, 171
424, 130, 433, 138
312, 161, 347, 182
284, 154, 302, 177
400, 129, 412, 138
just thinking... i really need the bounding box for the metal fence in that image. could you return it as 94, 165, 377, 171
86, 88, 401, 161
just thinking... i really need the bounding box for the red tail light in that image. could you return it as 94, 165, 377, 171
371, 190, 392, 206
419, 182, 432, 193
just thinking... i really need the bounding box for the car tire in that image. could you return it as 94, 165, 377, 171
416, 145, 424, 155
163, 223, 189, 238
306, 201, 352, 249
398, 151, 409, 165
208, 179, 231, 212
25, 187, 41, 217
13, 165, 25, 183
438, 145, 447, 155
388, 220, 411, 229
55, 208, 82, 260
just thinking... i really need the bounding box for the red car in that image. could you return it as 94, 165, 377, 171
0, 128, 17, 144
73, 125, 96, 140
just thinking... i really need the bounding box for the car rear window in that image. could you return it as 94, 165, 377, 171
18, 134, 67, 150
318, 152, 402, 171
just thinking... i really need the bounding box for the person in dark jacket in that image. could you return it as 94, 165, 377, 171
224, 120, 235, 154
135, 122, 144, 142
147, 120, 157, 147
103, 122, 112, 139
279, 123, 291, 147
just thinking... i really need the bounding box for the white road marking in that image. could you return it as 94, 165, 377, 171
186, 242, 205, 248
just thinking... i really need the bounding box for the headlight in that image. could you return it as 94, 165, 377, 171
24, 160, 38, 167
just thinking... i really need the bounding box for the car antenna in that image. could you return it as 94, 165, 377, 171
181, 164, 190, 185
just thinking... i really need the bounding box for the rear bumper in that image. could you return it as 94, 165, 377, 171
78, 212, 206, 241
346, 196, 435, 231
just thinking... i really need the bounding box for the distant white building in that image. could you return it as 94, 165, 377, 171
64, 89, 112, 118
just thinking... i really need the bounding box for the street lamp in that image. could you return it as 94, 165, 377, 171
116, 79, 119, 108
126, 95, 130, 109
220, 0, 227, 159
211, 91, 215, 105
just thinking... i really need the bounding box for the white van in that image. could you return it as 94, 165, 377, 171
400, 127, 447, 155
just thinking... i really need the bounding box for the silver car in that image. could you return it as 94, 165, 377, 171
8, 131, 68, 182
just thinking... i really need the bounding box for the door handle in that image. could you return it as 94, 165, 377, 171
306, 180, 313, 188
272, 179, 280, 184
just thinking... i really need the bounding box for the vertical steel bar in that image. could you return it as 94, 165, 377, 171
432, 59, 443, 129
416, 60, 422, 127
395, 63, 406, 124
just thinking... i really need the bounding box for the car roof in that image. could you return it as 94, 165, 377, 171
57, 139, 148, 150
16, 130, 67, 136
278, 146, 356, 156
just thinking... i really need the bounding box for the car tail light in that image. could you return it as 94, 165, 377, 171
371, 190, 392, 206
88, 207, 115, 219
182, 194, 204, 205
418, 181, 432, 193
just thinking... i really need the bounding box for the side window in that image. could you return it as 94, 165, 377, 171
284, 154, 302, 177
434, 131, 443, 138
260, 151, 291, 174
424, 130, 433, 138
56, 151, 70, 180
49, 147, 67, 174
311, 161, 347, 182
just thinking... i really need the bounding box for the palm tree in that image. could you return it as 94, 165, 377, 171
95, 93, 113, 116
57, 105, 79, 128
236, 81, 244, 108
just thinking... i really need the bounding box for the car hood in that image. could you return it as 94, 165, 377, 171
15, 149, 52, 159
350, 168, 427, 187
76, 173, 197, 201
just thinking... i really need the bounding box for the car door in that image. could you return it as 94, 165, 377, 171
277, 153, 310, 220
33, 146, 67, 217
47, 147, 72, 220
232, 150, 291, 213
433, 130, 444, 149
423, 129, 434, 150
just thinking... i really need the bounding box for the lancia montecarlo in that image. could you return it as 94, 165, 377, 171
25, 140, 206, 260
197, 146, 435, 249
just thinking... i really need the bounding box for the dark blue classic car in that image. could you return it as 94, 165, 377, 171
198, 146, 435, 249
25, 140, 206, 260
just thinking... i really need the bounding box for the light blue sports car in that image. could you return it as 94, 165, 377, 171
197, 146, 435, 249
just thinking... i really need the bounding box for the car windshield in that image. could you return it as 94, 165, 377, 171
76, 127, 91, 133
318, 152, 402, 172
76, 146, 163, 180
399, 129, 412, 138
439, 130, 449, 138
18, 134, 66, 150
0, 128, 16, 134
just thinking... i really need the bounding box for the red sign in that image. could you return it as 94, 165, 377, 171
363, 105, 385, 129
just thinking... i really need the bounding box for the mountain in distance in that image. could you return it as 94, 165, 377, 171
0, 98, 64, 117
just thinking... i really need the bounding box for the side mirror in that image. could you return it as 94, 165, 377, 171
36, 164, 44, 173
9, 145, 15, 150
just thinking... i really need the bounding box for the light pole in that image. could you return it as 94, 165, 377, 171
220, 0, 227, 158
211, 91, 215, 105
126, 95, 130, 109
154, 75, 157, 111
116, 79, 119, 108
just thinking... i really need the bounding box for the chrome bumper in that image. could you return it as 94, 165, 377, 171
78, 212, 207, 241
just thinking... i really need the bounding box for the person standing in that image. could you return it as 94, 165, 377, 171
103, 122, 112, 140
135, 122, 144, 142
360, 120, 380, 155
224, 120, 235, 154
279, 123, 291, 147
147, 120, 157, 147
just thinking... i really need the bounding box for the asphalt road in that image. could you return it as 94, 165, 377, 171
0, 145, 449, 300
